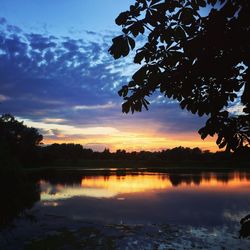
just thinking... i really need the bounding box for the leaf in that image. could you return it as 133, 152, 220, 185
168, 0, 182, 12
118, 85, 128, 97
134, 100, 142, 112
122, 101, 130, 113
216, 134, 223, 145
128, 81, 136, 87
128, 21, 145, 37
180, 8, 195, 25
219, 139, 227, 148
208, 0, 217, 6
150, 0, 162, 6
198, 127, 208, 140
190, 103, 197, 114
118, 89, 123, 97
115, 11, 130, 26
173, 26, 186, 42
229, 93, 237, 102
134, 50, 146, 64
108, 35, 132, 59
198, 109, 204, 116
122, 86, 128, 97
197, 0, 206, 8
128, 36, 135, 50
190, 0, 199, 11
180, 99, 188, 109
132, 66, 147, 84
142, 98, 149, 110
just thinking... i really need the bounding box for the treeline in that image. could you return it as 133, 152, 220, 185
37, 143, 250, 166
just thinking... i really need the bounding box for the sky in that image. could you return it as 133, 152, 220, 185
0, 0, 219, 152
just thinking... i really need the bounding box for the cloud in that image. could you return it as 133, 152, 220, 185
19, 117, 120, 136
42, 118, 66, 123
0, 18, 219, 151
73, 101, 116, 110
0, 19, 126, 118
0, 94, 10, 102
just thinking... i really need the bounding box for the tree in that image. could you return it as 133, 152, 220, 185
0, 114, 43, 166
109, 0, 250, 151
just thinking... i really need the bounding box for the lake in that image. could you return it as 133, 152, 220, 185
1, 169, 250, 249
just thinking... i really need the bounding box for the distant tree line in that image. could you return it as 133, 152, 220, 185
38, 143, 249, 166
1, 114, 249, 168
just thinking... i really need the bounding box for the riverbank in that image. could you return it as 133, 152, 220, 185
24, 158, 250, 172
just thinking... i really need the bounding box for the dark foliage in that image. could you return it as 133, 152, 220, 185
109, 0, 250, 151
240, 214, 250, 238
0, 168, 40, 228
38, 143, 250, 166
0, 114, 43, 166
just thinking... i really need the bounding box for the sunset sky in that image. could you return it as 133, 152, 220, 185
0, 0, 219, 152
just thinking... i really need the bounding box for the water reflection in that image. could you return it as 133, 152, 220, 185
40, 171, 250, 201
0, 170, 40, 228
2, 170, 250, 249
35, 171, 250, 227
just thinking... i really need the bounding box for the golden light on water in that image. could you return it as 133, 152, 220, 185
81, 175, 172, 194
40, 172, 250, 202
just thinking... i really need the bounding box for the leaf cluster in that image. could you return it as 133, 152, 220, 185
109, 0, 250, 151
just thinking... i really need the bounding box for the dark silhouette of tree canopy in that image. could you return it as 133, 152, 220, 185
109, 0, 250, 151
0, 114, 43, 166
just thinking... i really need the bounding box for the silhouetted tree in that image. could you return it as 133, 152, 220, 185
109, 0, 250, 151
0, 114, 43, 166
115, 149, 127, 159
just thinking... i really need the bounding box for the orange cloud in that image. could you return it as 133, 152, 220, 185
20, 117, 219, 152
43, 130, 218, 152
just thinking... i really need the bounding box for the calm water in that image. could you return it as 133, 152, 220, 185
38, 171, 250, 226
1, 170, 250, 249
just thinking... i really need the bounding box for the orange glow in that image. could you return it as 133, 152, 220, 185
40, 172, 250, 201
43, 131, 218, 152
39, 172, 250, 203
80, 172, 250, 195
21, 116, 219, 152
81, 175, 173, 194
